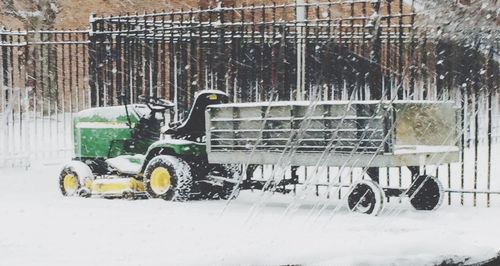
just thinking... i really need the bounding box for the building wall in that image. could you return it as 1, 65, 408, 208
0, 0, 297, 29
1, 0, 412, 30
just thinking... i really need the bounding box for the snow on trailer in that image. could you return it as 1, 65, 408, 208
206, 100, 461, 215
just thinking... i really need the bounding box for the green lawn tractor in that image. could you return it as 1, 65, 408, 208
59, 90, 239, 201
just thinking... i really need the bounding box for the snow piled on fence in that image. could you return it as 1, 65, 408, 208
0, 112, 74, 168
1, 164, 500, 266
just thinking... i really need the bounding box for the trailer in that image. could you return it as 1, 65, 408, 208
205, 100, 461, 215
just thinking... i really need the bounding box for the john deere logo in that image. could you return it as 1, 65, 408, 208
208, 94, 218, 100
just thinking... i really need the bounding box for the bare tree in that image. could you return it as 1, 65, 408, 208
1, 0, 62, 111
1, 0, 60, 29
414, 0, 498, 45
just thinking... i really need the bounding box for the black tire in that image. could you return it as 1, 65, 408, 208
59, 167, 81, 196
407, 175, 443, 211
221, 164, 242, 200
144, 155, 193, 201
122, 191, 137, 200
59, 163, 93, 197
208, 164, 241, 200
245, 164, 259, 179
347, 179, 385, 216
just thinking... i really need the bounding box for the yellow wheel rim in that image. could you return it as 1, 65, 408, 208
150, 167, 172, 195
63, 174, 79, 195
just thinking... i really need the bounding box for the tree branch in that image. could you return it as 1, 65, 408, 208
0, 0, 28, 23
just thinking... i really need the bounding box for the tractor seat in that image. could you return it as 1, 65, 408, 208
167, 90, 229, 140
106, 154, 145, 175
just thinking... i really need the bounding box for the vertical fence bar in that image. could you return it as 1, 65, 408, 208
32, 32, 39, 160
116, 14, 123, 103
23, 31, 30, 164
0, 32, 4, 166
473, 85, 479, 207
75, 33, 81, 111
369, 1, 382, 100
409, 4, 416, 99
206, 7, 213, 92
486, 48, 493, 207
250, 4, 256, 102
143, 12, 150, 98
262, 3, 267, 98
216, 5, 225, 93
196, 8, 203, 100
126, 13, 133, 103
60, 32, 67, 155
398, 0, 404, 98
107, 17, 114, 105
160, 12, 167, 99
302, 4, 308, 100
169, 10, 177, 119
237, 4, 246, 102
8, 32, 15, 159
179, 9, 187, 112
385, 0, 392, 100
460, 71, 466, 205
98, 18, 105, 106
136, 12, 144, 100
151, 12, 158, 98
89, 15, 97, 107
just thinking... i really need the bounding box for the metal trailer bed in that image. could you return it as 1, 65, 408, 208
205, 100, 461, 215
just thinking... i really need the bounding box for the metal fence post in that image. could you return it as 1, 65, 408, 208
295, 0, 305, 101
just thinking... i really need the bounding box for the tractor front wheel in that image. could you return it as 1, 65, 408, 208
144, 155, 193, 201
59, 162, 93, 197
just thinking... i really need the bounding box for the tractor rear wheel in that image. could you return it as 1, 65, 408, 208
144, 155, 193, 201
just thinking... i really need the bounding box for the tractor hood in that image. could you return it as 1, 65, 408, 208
73, 104, 151, 158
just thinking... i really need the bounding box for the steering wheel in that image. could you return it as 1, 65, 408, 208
138, 95, 174, 112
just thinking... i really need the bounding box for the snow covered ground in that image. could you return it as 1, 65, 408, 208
1, 163, 500, 266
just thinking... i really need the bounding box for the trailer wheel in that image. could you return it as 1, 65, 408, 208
144, 155, 193, 201
347, 179, 385, 216
407, 175, 443, 211
59, 161, 94, 197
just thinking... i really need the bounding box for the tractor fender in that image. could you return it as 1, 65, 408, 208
140, 139, 205, 173
61, 160, 94, 185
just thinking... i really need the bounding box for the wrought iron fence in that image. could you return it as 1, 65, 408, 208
89, 1, 421, 111
0, 0, 499, 207
0, 30, 89, 167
